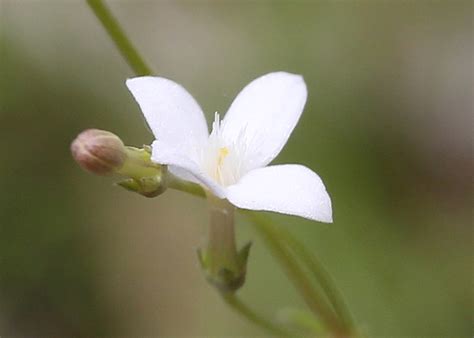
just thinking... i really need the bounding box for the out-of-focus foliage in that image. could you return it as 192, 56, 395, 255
0, 1, 472, 336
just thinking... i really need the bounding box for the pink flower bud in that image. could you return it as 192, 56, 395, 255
71, 129, 127, 175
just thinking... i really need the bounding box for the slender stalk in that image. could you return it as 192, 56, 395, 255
222, 293, 293, 337
167, 174, 205, 198
86, 0, 153, 75
277, 225, 356, 332
244, 211, 347, 336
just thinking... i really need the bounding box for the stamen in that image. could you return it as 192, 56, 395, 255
218, 147, 229, 166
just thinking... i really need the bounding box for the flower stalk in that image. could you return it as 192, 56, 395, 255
275, 223, 356, 332
222, 293, 293, 337
245, 211, 351, 337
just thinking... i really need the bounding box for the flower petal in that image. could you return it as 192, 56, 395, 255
151, 140, 226, 198
126, 76, 209, 155
226, 164, 332, 222
222, 72, 307, 169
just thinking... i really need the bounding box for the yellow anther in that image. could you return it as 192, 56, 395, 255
218, 147, 229, 167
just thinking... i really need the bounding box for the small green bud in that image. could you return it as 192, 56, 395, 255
71, 129, 126, 175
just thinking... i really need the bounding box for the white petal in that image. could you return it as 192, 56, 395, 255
151, 141, 226, 198
222, 72, 307, 169
126, 77, 209, 155
226, 164, 332, 222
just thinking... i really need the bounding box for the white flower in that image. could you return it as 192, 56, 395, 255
126, 72, 332, 222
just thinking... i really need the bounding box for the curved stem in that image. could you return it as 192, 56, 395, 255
244, 211, 347, 336
221, 293, 293, 337
86, 0, 153, 76
277, 225, 356, 332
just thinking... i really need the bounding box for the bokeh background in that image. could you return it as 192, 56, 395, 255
1, 0, 472, 336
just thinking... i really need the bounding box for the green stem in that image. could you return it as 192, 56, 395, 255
244, 211, 347, 336
276, 225, 356, 332
167, 174, 205, 198
221, 293, 293, 338
86, 0, 153, 76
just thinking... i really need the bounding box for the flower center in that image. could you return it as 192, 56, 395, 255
200, 113, 246, 187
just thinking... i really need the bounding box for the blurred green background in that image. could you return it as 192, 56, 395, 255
1, 0, 472, 336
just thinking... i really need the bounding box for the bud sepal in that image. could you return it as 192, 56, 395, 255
116, 173, 166, 198
115, 146, 167, 197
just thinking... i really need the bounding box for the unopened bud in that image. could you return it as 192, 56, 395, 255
71, 129, 126, 175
